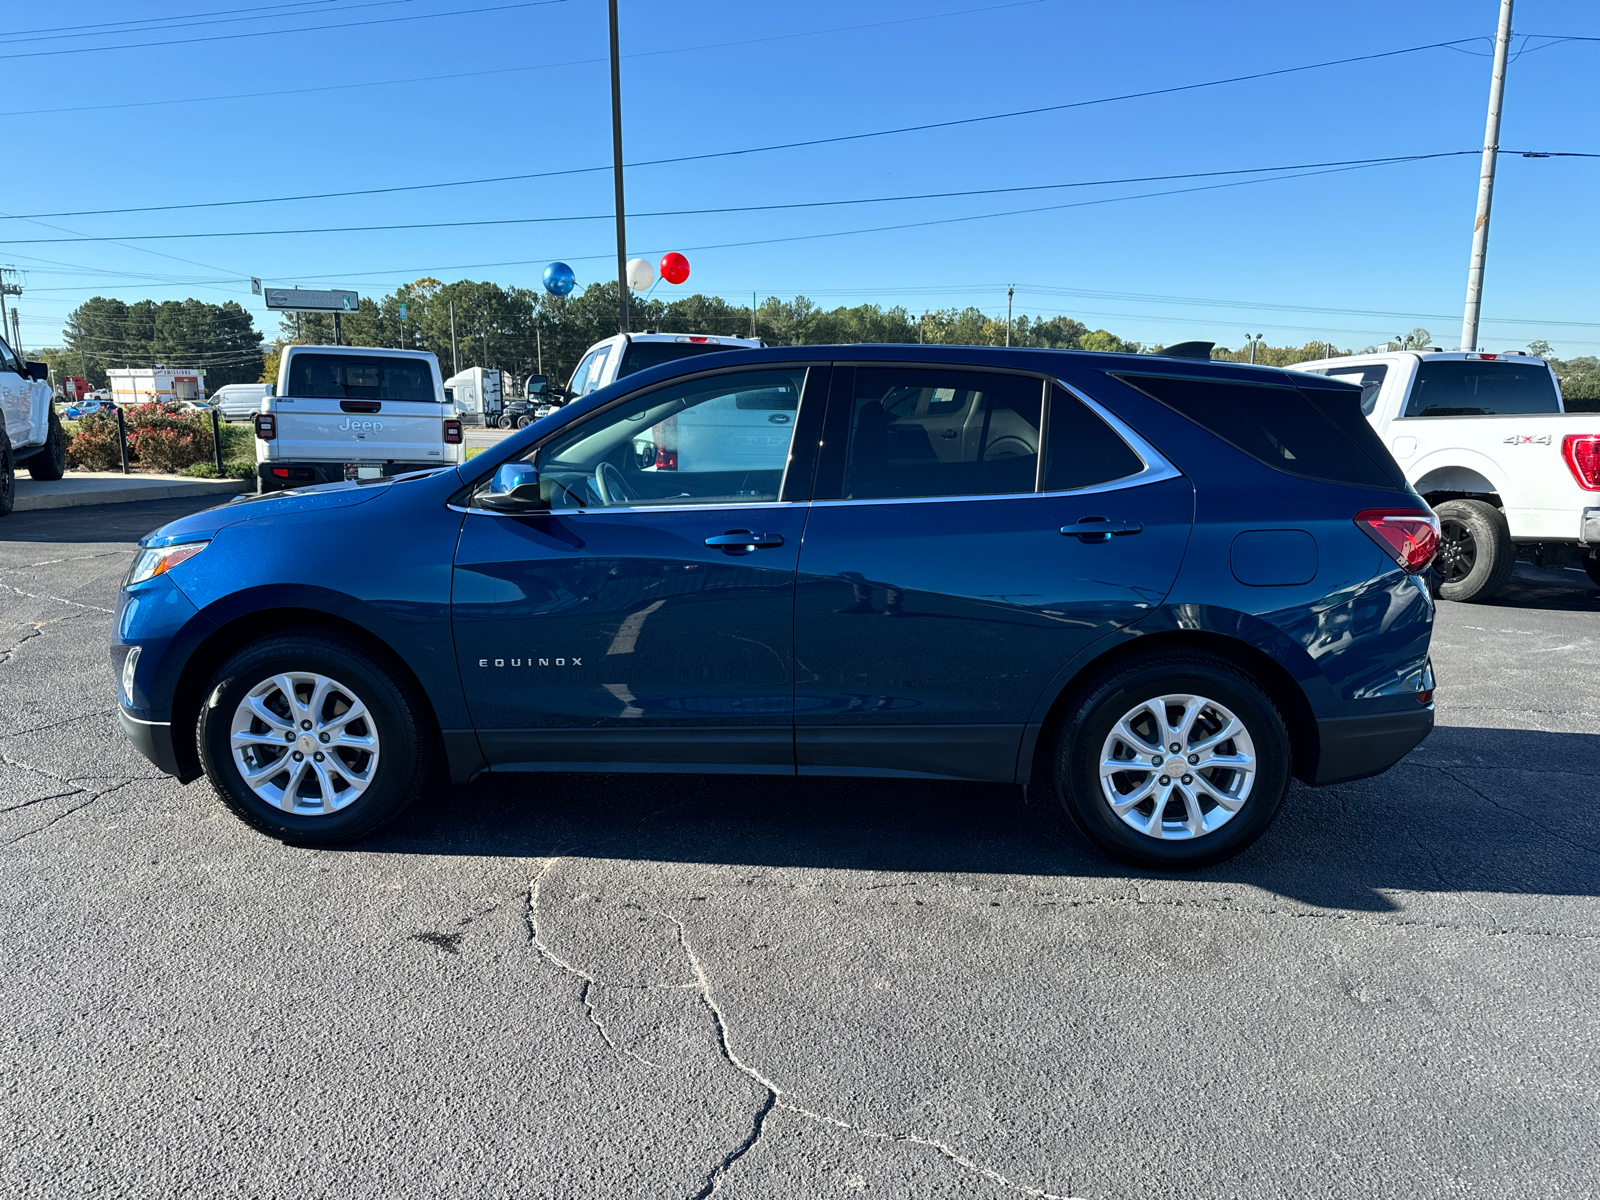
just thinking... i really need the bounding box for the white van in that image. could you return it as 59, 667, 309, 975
212, 382, 273, 423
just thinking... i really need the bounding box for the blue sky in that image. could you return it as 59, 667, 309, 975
5, 0, 1598, 356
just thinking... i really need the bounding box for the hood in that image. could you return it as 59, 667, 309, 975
139, 479, 391, 548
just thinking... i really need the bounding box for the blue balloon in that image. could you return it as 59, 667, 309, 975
543, 262, 576, 297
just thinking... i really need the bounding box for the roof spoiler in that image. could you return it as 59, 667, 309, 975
1156, 340, 1215, 360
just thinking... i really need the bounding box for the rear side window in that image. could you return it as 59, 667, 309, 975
1322, 364, 1388, 415
1116, 373, 1397, 489
288, 354, 436, 401
618, 340, 748, 379
841, 368, 1041, 500
1043, 386, 1145, 491
1403, 360, 1560, 416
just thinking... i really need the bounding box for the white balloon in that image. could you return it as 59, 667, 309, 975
625, 257, 654, 291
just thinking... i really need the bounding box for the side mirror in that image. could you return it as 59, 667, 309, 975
27, 361, 48, 381
478, 462, 546, 511
526, 374, 548, 397
265, 382, 276, 397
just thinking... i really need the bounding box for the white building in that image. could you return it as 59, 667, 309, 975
106, 366, 207, 406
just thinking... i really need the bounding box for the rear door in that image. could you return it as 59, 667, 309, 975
277, 351, 449, 465
794, 365, 1194, 782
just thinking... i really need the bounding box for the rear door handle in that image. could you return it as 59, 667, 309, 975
705, 530, 785, 554
1061, 517, 1143, 542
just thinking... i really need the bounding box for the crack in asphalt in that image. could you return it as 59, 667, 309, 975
0, 609, 99, 666
0, 581, 114, 614
0, 549, 132, 576
0, 777, 135, 847
1, 707, 120, 738
1428, 764, 1599, 861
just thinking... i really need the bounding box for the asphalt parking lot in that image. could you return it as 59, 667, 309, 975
3, 497, 1596, 1200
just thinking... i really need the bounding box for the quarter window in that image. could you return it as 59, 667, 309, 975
1043, 386, 1146, 491
514, 368, 806, 509
839, 368, 1041, 500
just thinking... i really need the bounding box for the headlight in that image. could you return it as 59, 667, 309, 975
126, 541, 209, 586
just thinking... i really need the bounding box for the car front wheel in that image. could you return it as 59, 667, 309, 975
1052, 654, 1291, 869
198, 630, 432, 844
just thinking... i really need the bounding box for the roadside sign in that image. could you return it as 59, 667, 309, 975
250, 277, 262, 295
263, 287, 359, 313
399, 303, 408, 320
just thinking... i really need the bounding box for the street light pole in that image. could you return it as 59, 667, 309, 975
1460, 0, 1514, 352
608, 0, 629, 335
1005, 284, 1014, 347
1246, 333, 1263, 364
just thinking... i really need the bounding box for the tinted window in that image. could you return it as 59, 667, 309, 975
1044, 386, 1145, 491
1404, 360, 1560, 417
841, 368, 1041, 500
618, 340, 749, 379
1322, 363, 1388, 416
287, 354, 436, 401
526, 368, 806, 509
1117, 373, 1396, 489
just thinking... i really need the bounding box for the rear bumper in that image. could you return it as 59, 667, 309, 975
1311, 706, 1434, 785
257, 460, 442, 491
118, 708, 199, 783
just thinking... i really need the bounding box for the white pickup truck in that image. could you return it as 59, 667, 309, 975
1291, 349, 1600, 600
0, 334, 66, 515
253, 345, 464, 493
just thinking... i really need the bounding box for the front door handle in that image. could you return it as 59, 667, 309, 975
1061, 517, 1143, 542
705, 530, 785, 554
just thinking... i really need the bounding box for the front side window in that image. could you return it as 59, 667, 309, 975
1403, 359, 1560, 417
566, 350, 600, 396
287, 354, 436, 401
0, 335, 19, 374
579, 348, 611, 395
492, 368, 806, 510
840, 368, 1041, 500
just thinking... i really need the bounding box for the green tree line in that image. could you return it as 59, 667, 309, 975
37, 297, 264, 390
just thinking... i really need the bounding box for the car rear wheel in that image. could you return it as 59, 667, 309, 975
1052, 654, 1291, 869
27, 409, 67, 481
198, 630, 432, 844
1432, 498, 1514, 602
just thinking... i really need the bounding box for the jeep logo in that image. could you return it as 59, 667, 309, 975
338, 417, 384, 432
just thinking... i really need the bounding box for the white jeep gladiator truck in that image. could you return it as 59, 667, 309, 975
1291, 349, 1600, 600
0, 334, 66, 516
253, 346, 464, 493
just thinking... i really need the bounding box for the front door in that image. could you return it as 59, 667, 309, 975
795, 366, 1194, 782
453, 364, 825, 773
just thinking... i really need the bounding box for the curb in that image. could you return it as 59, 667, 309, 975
13, 477, 251, 512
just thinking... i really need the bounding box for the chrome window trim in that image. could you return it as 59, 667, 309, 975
1055, 377, 1182, 487
452, 500, 802, 518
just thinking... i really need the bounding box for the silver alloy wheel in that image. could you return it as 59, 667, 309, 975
1098, 693, 1257, 840
228, 671, 380, 815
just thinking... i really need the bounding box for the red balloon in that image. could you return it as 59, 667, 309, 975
659, 252, 690, 285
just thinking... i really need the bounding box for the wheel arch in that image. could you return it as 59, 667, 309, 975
1019, 627, 1322, 791
166, 606, 445, 784
1411, 457, 1504, 508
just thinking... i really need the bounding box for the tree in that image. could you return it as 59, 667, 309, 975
1527, 340, 1553, 358
60, 295, 264, 389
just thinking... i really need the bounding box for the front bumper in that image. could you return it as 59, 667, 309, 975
1311, 706, 1434, 785
118, 708, 199, 782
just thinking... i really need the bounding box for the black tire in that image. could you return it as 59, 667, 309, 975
1584, 555, 1600, 590
516, 415, 531, 429
1051, 653, 1291, 870
498, 415, 513, 430
0, 430, 13, 517
197, 629, 433, 844
1433, 498, 1514, 602
26, 408, 66, 481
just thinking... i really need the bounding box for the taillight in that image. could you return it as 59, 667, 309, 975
1355, 508, 1440, 572
1562, 434, 1600, 491
443, 418, 462, 444
253, 413, 276, 441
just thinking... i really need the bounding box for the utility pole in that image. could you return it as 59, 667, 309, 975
10, 309, 21, 356
449, 301, 459, 375
536, 325, 543, 376
751, 291, 757, 340
0, 266, 19, 352
607, 0, 629, 335
481, 329, 489, 369
1005, 285, 1014, 347
1460, 0, 1514, 353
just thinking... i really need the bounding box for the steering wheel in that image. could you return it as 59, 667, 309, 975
593, 461, 637, 506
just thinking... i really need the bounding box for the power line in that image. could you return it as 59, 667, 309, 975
0, 0, 573, 61
4, 0, 376, 45
0, 0, 1049, 120
0, 152, 1503, 242
0, 34, 1509, 216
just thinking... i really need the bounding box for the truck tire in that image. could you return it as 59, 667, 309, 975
26, 409, 66, 481
1433, 498, 1515, 602
0, 432, 13, 517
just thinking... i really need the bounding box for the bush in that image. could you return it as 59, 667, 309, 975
124, 401, 216, 473
63, 411, 124, 472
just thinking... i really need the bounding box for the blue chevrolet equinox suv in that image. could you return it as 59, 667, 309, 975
113, 345, 1438, 868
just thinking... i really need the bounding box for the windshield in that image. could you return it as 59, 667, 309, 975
287, 353, 438, 401
617, 340, 749, 379
1404, 360, 1560, 417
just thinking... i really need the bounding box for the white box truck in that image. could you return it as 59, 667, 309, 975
443, 367, 502, 426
